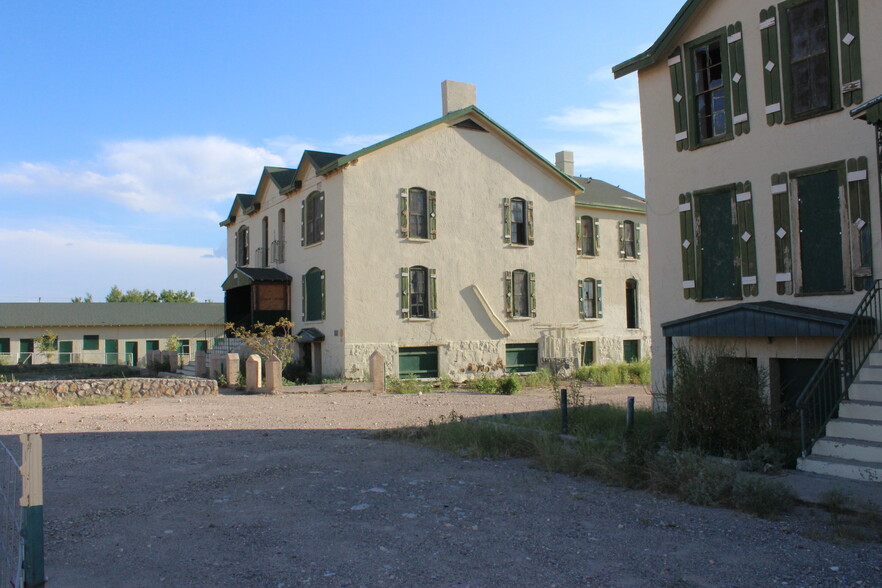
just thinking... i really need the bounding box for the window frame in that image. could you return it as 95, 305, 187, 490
626, 279, 639, 329
693, 185, 742, 302
622, 220, 637, 259
779, 0, 841, 123
685, 28, 734, 148
303, 191, 325, 247
408, 188, 429, 240
236, 226, 249, 266
82, 335, 99, 351
303, 267, 326, 322
579, 215, 596, 256
581, 278, 599, 319
409, 266, 430, 318
510, 198, 528, 245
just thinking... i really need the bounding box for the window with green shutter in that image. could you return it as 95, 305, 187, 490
619, 220, 639, 259
506, 269, 535, 318
399, 346, 439, 378
623, 340, 640, 363
579, 278, 601, 319
303, 267, 325, 322
504, 198, 534, 246
146, 340, 159, 352
577, 215, 597, 256
399, 266, 438, 319
83, 335, 99, 351
302, 191, 324, 246
668, 48, 690, 150
580, 341, 595, 366
771, 173, 794, 294
679, 193, 697, 299
847, 157, 873, 290
686, 29, 734, 147
761, 6, 785, 126
399, 188, 438, 240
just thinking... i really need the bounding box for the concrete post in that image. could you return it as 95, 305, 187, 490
195, 350, 207, 378
245, 354, 262, 393
265, 354, 282, 394
209, 355, 223, 379
226, 353, 240, 387
369, 351, 385, 393
164, 350, 178, 373
150, 350, 162, 370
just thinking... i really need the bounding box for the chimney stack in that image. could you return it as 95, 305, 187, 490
555, 151, 574, 176
442, 80, 477, 115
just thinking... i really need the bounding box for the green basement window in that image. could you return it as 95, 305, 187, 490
580, 341, 595, 366
83, 334, 99, 351
780, 0, 840, 121
506, 343, 539, 373
623, 340, 640, 363
398, 346, 438, 378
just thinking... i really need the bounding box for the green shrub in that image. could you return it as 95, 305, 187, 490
667, 345, 773, 458
497, 374, 521, 395
387, 378, 432, 394
437, 376, 455, 391
469, 375, 499, 394
731, 474, 795, 518
522, 369, 552, 388
571, 360, 651, 386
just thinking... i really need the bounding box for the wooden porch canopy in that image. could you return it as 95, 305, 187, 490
222, 267, 292, 330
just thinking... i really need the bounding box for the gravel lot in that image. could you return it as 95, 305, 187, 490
1, 387, 880, 587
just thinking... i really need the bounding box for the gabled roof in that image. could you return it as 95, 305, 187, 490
0, 303, 225, 328
267, 167, 297, 191
220, 166, 297, 227
574, 177, 646, 213
220, 193, 258, 227
280, 151, 345, 193
661, 301, 854, 338
280, 106, 583, 194
612, 0, 702, 78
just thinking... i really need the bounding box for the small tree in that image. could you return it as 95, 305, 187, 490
36, 330, 58, 363
226, 317, 297, 366
165, 334, 180, 352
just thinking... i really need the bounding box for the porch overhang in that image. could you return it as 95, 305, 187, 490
661, 301, 853, 339
222, 267, 292, 291
297, 328, 325, 343
851, 94, 882, 125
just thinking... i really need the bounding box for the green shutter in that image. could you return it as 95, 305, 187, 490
771, 173, 793, 295
668, 48, 689, 151
679, 193, 697, 299
429, 268, 438, 317
400, 267, 410, 317
428, 190, 437, 239
578, 280, 585, 319
503, 198, 511, 243
528, 272, 536, 317
735, 182, 759, 297
301, 274, 306, 321
575, 219, 583, 255
617, 222, 625, 258
838, 0, 863, 106
594, 218, 600, 254
635, 223, 642, 259
596, 279, 603, 319
504, 271, 513, 317
321, 269, 327, 319
399, 189, 409, 237
527, 200, 535, 245
760, 7, 784, 126
847, 157, 873, 290
317, 193, 325, 241
727, 22, 750, 136
300, 201, 305, 246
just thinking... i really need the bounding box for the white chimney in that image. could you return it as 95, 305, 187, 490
555, 151, 574, 176
442, 80, 477, 115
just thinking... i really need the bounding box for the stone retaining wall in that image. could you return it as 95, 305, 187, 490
0, 377, 218, 404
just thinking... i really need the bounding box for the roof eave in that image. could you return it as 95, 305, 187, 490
612, 0, 702, 78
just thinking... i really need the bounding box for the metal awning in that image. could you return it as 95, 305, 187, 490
851, 95, 882, 125
222, 267, 292, 291
661, 301, 853, 338
297, 328, 325, 343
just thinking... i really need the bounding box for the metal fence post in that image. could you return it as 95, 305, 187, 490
19, 434, 44, 588
560, 388, 568, 434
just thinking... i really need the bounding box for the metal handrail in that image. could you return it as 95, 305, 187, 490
795, 280, 882, 457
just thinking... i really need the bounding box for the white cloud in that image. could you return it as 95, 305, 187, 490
0, 227, 227, 302
0, 136, 286, 221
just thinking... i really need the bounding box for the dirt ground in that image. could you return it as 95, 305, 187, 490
1, 386, 880, 587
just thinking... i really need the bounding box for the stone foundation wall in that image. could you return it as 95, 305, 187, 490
0, 377, 218, 404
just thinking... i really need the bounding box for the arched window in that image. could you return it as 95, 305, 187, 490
505, 269, 535, 318
511, 198, 527, 245
582, 278, 597, 318
621, 220, 637, 258
274, 209, 286, 263
409, 188, 428, 239
626, 278, 639, 328
303, 267, 325, 322
303, 192, 324, 246
409, 266, 429, 318
236, 226, 249, 266
580, 215, 596, 256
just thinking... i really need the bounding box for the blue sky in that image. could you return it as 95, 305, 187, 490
0, 0, 683, 303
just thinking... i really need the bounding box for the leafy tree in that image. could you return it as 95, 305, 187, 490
36, 330, 58, 353
71, 293, 93, 303
159, 289, 197, 303
165, 334, 180, 352
105, 285, 124, 302
104, 285, 196, 303
226, 318, 296, 366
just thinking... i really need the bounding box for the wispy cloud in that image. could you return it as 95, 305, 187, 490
0, 227, 226, 302
0, 136, 286, 221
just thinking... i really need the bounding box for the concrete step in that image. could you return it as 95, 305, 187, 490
811, 437, 882, 463
867, 352, 882, 367
848, 381, 882, 402
826, 418, 882, 443
839, 400, 882, 421
797, 454, 882, 482
857, 366, 882, 381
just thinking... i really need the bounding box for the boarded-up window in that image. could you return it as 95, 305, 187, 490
697, 191, 739, 300
256, 283, 288, 311
512, 270, 529, 317
796, 169, 845, 293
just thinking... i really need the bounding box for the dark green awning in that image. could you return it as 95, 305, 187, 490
662, 301, 853, 338
222, 267, 292, 291
851, 95, 882, 124
297, 328, 325, 343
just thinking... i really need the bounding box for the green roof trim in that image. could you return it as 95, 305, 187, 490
612, 0, 702, 78
306, 106, 582, 192
220, 193, 258, 227
0, 303, 225, 329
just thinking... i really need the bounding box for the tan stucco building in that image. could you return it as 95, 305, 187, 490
220, 82, 649, 381
615, 0, 882, 475
0, 303, 225, 366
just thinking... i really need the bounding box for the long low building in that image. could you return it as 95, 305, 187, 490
0, 303, 225, 366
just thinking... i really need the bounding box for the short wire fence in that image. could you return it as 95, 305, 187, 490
0, 437, 23, 588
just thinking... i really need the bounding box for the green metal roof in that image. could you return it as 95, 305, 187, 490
662, 301, 853, 338
613, 0, 703, 78
573, 177, 646, 213
222, 267, 292, 291
220, 193, 257, 227
267, 167, 297, 190
278, 106, 584, 194
851, 95, 882, 125
0, 303, 225, 329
